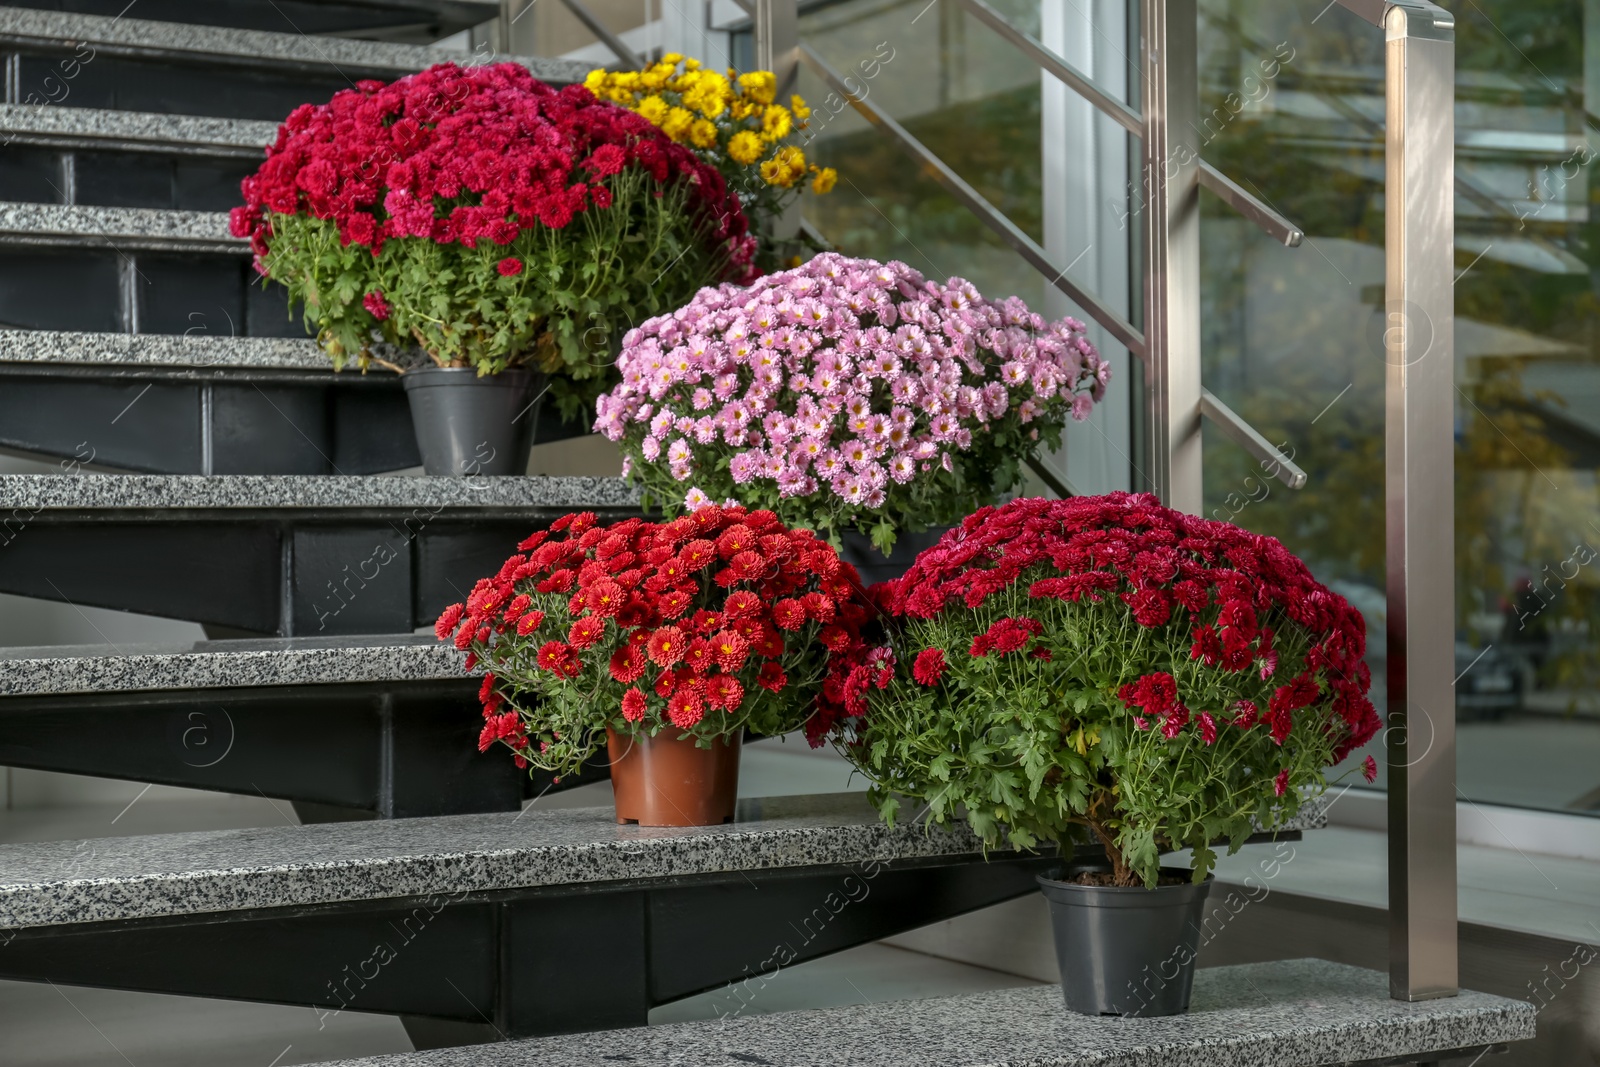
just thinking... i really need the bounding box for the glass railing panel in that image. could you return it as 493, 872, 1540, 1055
1199, 0, 1600, 816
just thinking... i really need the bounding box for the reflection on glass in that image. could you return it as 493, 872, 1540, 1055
1198, 0, 1600, 815
796, 0, 1049, 309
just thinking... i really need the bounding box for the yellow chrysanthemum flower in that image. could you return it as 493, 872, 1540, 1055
775, 144, 805, 172
661, 106, 695, 142
637, 95, 670, 125
730, 99, 758, 121
737, 70, 776, 105
683, 71, 731, 118
810, 166, 837, 194
761, 105, 793, 141
640, 69, 667, 91
662, 52, 684, 64
728, 129, 766, 165
689, 118, 719, 149
584, 69, 607, 94
759, 158, 785, 184
790, 94, 812, 122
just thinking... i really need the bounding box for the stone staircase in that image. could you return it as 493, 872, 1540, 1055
0, 1, 1540, 1063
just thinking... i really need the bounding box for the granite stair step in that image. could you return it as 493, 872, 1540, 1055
0, 104, 274, 212
0, 792, 1323, 1045
0, 7, 586, 120
0, 328, 584, 474
0, 0, 500, 41
0, 201, 296, 339
0, 473, 638, 634
310, 959, 1538, 1067
0, 633, 595, 818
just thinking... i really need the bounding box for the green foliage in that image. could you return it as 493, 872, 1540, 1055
844, 583, 1342, 888
259, 171, 732, 412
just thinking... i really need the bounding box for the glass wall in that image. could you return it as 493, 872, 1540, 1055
661, 0, 1600, 816
1197, 0, 1600, 814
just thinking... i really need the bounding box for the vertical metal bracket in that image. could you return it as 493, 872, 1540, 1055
1379, 0, 1458, 1003
753, 0, 799, 98
1140, 0, 1202, 513
753, 0, 800, 240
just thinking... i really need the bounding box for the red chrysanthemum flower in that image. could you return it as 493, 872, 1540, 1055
586, 579, 624, 617
667, 689, 705, 729
912, 648, 946, 686
657, 587, 693, 620
756, 662, 787, 692
679, 539, 717, 570
771, 598, 807, 631
723, 590, 762, 618
801, 592, 835, 624
711, 630, 748, 672
497, 257, 523, 276
568, 616, 604, 649
609, 645, 645, 684
536, 640, 581, 678
716, 524, 757, 559
646, 625, 687, 668
434, 602, 464, 640
1362, 755, 1378, 783
684, 637, 715, 676
621, 687, 646, 722
707, 674, 744, 711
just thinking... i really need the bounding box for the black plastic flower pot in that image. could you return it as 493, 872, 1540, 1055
837, 525, 953, 587
1037, 864, 1213, 1018
401, 366, 536, 476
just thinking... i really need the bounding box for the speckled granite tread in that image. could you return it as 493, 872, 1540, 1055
0, 792, 1327, 931
0, 8, 588, 82
0, 793, 1003, 929
0, 473, 636, 510
0, 633, 467, 696
0, 103, 277, 153
0, 330, 332, 369
0, 202, 238, 251
309, 959, 1537, 1067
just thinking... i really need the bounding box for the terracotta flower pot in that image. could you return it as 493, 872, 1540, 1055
605, 727, 741, 826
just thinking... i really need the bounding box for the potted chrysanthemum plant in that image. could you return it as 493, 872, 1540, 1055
585, 54, 836, 272
232, 62, 757, 476
818, 493, 1379, 1017
592, 252, 1110, 582
434, 505, 869, 826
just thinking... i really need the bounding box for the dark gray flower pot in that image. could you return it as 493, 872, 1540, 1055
1037, 864, 1214, 1017
836, 525, 953, 587
401, 366, 536, 476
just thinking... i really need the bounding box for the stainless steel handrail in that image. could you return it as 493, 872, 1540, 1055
557, 0, 644, 69
1198, 390, 1306, 489
798, 41, 1146, 361
958, 0, 1303, 249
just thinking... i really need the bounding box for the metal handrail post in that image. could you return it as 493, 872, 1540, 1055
754, 0, 800, 239
1141, 0, 1202, 513
1384, 0, 1459, 1003
1337, 0, 1459, 1004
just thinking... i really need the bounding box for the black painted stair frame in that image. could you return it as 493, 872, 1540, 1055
0, 675, 599, 819
0, 479, 639, 634
0, 849, 1057, 1044
0, 0, 500, 40
0, 201, 582, 473
0, 104, 271, 211
0, 8, 587, 121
